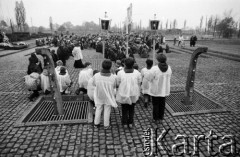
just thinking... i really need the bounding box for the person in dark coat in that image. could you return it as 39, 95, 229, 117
50, 50, 58, 67
190, 35, 197, 47
173, 36, 177, 45
27, 53, 42, 75
156, 45, 163, 54
57, 45, 68, 66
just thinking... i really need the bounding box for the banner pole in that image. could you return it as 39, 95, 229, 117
153, 37, 155, 65
126, 19, 129, 57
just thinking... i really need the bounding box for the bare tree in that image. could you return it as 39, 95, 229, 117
19, 1, 26, 31
49, 16, 53, 33
58, 25, 66, 33
165, 19, 168, 29
10, 19, 14, 33
170, 22, 172, 29
200, 16, 204, 32
184, 20, 187, 29
213, 15, 219, 36
208, 16, 213, 33
15, 1, 21, 31
23, 23, 29, 31
205, 16, 208, 33
173, 19, 177, 29
62, 21, 74, 30
223, 9, 233, 18
15, 0, 26, 32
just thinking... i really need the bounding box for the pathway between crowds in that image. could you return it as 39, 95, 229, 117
0, 47, 239, 157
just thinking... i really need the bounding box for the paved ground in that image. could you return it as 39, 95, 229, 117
0, 46, 239, 157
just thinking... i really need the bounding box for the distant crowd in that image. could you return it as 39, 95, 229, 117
24, 31, 198, 129
25, 38, 172, 128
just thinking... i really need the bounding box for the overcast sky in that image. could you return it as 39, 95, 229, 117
1, 0, 240, 29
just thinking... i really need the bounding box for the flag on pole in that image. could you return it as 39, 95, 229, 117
126, 3, 132, 33
127, 3, 132, 23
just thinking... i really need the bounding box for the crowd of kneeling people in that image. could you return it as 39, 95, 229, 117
25, 51, 172, 129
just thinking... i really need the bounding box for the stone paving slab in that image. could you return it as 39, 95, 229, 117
0, 48, 239, 156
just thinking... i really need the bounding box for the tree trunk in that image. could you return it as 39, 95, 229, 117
219, 31, 222, 38
213, 28, 215, 37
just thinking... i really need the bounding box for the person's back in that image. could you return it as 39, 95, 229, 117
146, 54, 171, 97
116, 58, 142, 105
148, 65, 172, 96
93, 72, 117, 106
87, 70, 99, 101
146, 54, 172, 122
57, 67, 71, 93
40, 69, 51, 94
55, 60, 69, 77
78, 62, 93, 89
116, 57, 141, 128
93, 59, 117, 129
116, 69, 141, 104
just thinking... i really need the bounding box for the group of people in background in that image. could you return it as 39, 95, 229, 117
25, 41, 172, 129
24, 31, 176, 129
173, 34, 198, 47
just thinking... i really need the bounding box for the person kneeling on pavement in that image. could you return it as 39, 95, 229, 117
24, 69, 41, 101
57, 67, 72, 94
76, 62, 93, 95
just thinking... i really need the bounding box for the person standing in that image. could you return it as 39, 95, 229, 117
141, 59, 153, 108
173, 36, 177, 45
57, 42, 68, 66
93, 59, 118, 129
178, 34, 184, 47
116, 57, 142, 128
145, 54, 172, 123
72, 41, 84, 68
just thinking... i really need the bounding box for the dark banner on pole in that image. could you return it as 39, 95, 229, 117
101, 20, 110, 30
150, 20, 159, 30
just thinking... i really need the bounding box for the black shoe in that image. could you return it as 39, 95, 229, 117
104, 126, 111, 130
44, 90, 51, 95
94, 124, 100, 128
28, 97, 33, 101
144, 103, 148, 108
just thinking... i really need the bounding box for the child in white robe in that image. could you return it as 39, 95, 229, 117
40, 68, 51, 94
55, 60, 69, 77
25, 70, 41, 101
93, 59, 117, 129
57, 67, 72, 94
87, 70, 99, 102
145, 54, 172, 122
77, 62, 93, 94
141, 59, 153, 107
116, 57, 142, 128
